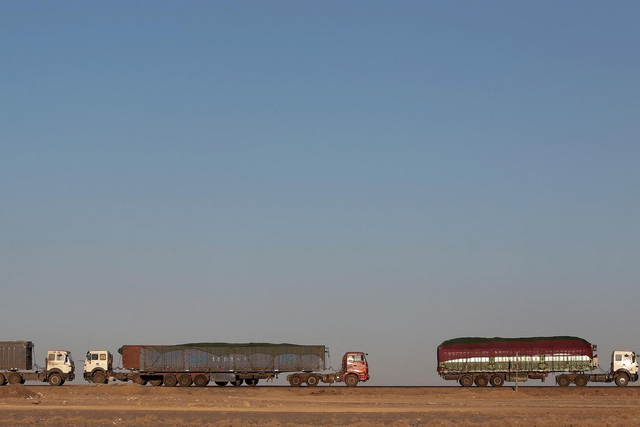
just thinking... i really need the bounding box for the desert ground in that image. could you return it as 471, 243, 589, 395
1, 384, 638, 426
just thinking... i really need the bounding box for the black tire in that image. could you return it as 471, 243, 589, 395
289, 375, 303, 387
459, 375, 474, 387
48, 373, 63, 386
575, 375, 588, 387
306, 375, 319, 387
345, 374, 359, 388
475, 375, 489, 387
490, 375, 504, 387
178, 375, 193, 387
92, 371, 107, 385
232, 378, 243, 386
616, 373, 629, 387
244, 378, 258, 386
215, 381, 228, 387
0, 373, 6, 386
163, 375, 177, 387
8, 373, 22, 385
557, 375, 571, 387
149, 379, 163, 387
194, 375, 209, 387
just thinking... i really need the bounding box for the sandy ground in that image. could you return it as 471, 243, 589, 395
0, 383, 638, 426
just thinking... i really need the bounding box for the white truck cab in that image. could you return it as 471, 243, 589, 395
47, 350, 74, 375
45, 350, 75, 385
612, 350, 638, 375
84, 350, 113, 383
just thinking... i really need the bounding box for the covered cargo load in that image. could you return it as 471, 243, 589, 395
0, 341, 34, 371
120, 343, 327, 373
438, 336, 595, 374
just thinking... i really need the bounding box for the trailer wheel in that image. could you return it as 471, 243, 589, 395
0, 373, 6, 386
214, 381, 228, 387
306, 375, 319, 387
574, 375, 588, 387
489, 375, 504, 387
194, 375, 208, 387
557, 375, 571, 387
149, 379, 163, 387
133, 375, 147, 386
163, 375, 177, 387
7, 373, 22, 385
48, 373, 63, 386
232, 378, 244, 386
289, 375, 303, 387
459, 375, 474, 387
92, 371, 107, 384
615, 373, 629, 387
475, 375, 489, 387
345, 374, 359, 388
178, 374, 193, 387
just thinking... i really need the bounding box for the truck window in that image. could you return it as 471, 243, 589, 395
615, 354, 622, 362
49, 353, 55, 361
92, 354, 99, 361
57, 354, 64, 361
100, 354, 107, 360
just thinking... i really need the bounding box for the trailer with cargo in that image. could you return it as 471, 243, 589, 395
85, 343, 369, 387
437, 336, 638, 387
0, 341, 75, 386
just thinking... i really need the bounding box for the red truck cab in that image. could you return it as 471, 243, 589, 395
342, 352, 369, 386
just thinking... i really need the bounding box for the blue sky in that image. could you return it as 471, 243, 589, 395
1, 1, 639, 385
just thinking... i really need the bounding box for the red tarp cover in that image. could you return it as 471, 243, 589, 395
437, 336, 593, 363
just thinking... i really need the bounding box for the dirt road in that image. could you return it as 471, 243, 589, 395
1, 384, 638, 426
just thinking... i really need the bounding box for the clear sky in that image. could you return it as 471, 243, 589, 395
1, 1, 639, 386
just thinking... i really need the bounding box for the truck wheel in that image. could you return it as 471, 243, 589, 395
149, 379, 163, 387
232, 378, 243, 386
7, 373, 22, 385
244, 378, 258, 386
215, 381, 228, 387
163, 375, 177, 387
289, 375, 303, 387
48, 373, 63, 386
475, 375, 489, 387
306, 375, 319, 387
194, 375, 208, 387
459, 375, 473, 387
574, 375, 588, 387
490, 375, 504, 387
178, 374, 192, 387
616, 373, 629, 387
92, 371, 107, 384
345, 374, 359, 388
133, 375, 147, 386
0, 373, 6, 386
557, 375, 571, 387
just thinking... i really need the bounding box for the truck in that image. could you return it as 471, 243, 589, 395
84, 342, 369, 387
0, 341, 75, 386
437, 336, 638, 387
